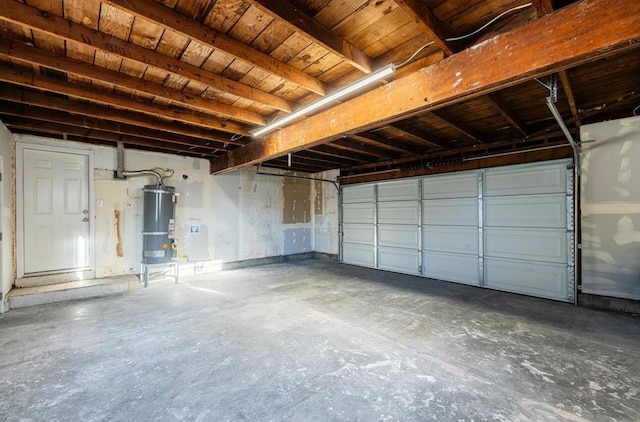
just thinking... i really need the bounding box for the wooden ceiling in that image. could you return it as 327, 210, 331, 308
0, 0, 638, 181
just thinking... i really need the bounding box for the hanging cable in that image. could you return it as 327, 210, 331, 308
445, 3, 533, 41
633, 103, 640, 116
396, 42, 435, 68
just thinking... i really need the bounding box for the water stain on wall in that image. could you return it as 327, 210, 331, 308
114, 208, 124, 257
282, 176, 311, 224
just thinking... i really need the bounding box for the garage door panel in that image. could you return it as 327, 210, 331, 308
378, 202, 419, 225
342, 203, 375, 224
485, 165, 567, 196
379, 247, 419, 274
485, 194, 566, 228
485, 258, 568, 300
378, 180, 419, 201
423, 198, 477, 226
342, 243, 375, 267
342, 224, 374, 245
379, 224, 419, 249
343, 185, 374, 203
422, 172, 478, 199
424, 252, 479, 285
424, 226, 478, 255
485, 228, 567, 263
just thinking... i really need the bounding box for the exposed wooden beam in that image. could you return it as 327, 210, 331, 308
387, 124, 450, 149
348, 133, 413, 156
558, 70, 581, 128
331, 138, 393, 159
105, 0, 326, 95
0, 0, 293, 112
3, 117, 217, 156
246, 0, 374, 74
429, 111, 485, 145
209, 0, 640, 173
395, 0, 454, 55
0, 65, 249, 135
311, 145, 376, 163
486, 93, 528, 137
0, 85, 241, 145
531, 0, 555, 17
0, 38, 266, 126
0, 102, 226, 150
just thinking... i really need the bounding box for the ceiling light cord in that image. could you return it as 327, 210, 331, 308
445, 3, 533, 42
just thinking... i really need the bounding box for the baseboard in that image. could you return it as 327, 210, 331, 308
578, 293, 640, 314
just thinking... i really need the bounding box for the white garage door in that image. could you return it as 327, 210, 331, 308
340, 160, 575, 302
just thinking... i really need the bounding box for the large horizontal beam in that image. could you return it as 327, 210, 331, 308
0, 38, 265, 126
0, 0, 292, 112
105, 0, 326, 95
209, 0, 640, 173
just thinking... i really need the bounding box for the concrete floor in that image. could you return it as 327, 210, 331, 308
1, 260, 639, 421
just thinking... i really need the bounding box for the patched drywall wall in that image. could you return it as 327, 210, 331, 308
282, 176, 311, 224
0, 120, 12, 311
312, 170, 339, 254
581, 116, 640, 300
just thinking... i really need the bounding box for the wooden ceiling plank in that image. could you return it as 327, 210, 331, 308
3, 116, 217, 156
0, 84, 239, 145
0, 0, 293, 112
394, 0, 454, 55
310, 144, 373, 163
0, 101, 224, 149
329, 139, 390, 159
486, 92, 528, 137
209, 0, 640, 173
246, 0, 374, 74
0, 65, 249, 134
103, 0, 327, 95
0, 38, 265, 125
348, 133, 413, 155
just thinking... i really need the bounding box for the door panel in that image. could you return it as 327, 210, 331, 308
23, 148, 90, 274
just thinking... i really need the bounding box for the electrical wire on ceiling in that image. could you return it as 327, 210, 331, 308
445, 3, 533, 41
396, 3, 534, 68
633, 104, 640, 116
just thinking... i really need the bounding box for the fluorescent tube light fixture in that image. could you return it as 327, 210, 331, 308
252, 64, 396, 137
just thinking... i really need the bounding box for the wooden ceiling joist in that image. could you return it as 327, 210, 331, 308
2, 116, 218, 156
558, 70, 581, 128
429, 111, 485, 145
246, 0, 374, 74
0, 85, 242, 145
0, 38, 266, 126
209, 0, 640, 174
395, 0, 454, 55
348, 133, 413, 156
388, 124, 450, 149
104, 0, 327, 95
486, 93, 528, 137
0, 66, 249, 135
0, 102, 229, 150
0, 0, 293, 113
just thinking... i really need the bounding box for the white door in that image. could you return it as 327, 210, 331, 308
22, 148, 91, 274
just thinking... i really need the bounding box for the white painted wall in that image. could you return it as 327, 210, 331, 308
9, 134, 339, 280
312, 170, 339, 255
0, 121, 12, 312
580, 115, 640, 299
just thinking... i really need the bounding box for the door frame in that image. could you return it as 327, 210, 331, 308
16, 137, 95, 279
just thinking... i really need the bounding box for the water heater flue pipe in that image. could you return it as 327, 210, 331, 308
122, 168, 175, 185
